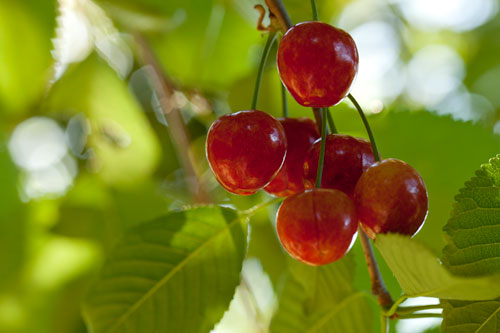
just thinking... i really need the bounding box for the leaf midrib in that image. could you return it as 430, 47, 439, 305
107, 211, 245, 332
306, 292, 368, 332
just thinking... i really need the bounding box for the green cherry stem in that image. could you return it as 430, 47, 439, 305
397, 313, 443, 320
315, 108, 328, 188
251, 31, 277, 110
281, 82, 289, 118
384, 296, 408, 317
381, 314, 388, 333
395, 304, 443, 316
310, 0, 319, 21
347, 93, 381, 162
326, 108, 337, 134
347, 95, 393, 311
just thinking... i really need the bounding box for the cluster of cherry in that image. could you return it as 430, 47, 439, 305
206, 22, 428, 266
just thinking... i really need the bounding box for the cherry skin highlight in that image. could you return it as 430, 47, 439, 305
206, 110, 287, 195
276, 188, 358, 266
264, 117, 319, 197
303, 134, 374, 198
277, 21, 359, 108
354, 158, 428, 239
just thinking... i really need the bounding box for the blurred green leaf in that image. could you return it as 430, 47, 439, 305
376, 234, 500, 300
152, 2, 262, 91
0, 140, 25, 289
441, 299, 500, 333
83, 206, 247, 332
47, 54, 161, 186
270, 255, 374, 333
0, 0, 55, 115
442, 154, 500, 276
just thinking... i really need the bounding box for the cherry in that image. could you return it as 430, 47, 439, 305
264, 117, 319, 197
206, 110, 287, 195
277, 21, 359, 108
354, 158, 428, 239
276, 188, 358, 266
303, 134, 374, 198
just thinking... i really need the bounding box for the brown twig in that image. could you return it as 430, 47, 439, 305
133, 33, 210, 204
264, 0, 292, 31
358, 226, 393, 308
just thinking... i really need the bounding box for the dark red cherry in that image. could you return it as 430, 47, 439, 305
354, 158, 428, 239
206, 110, 287, 195
264, 118, 319, 197
276, 188, 358, 266
277, 21, 359, 107
303, 134, 374, 198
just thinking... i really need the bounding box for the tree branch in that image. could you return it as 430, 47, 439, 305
133, 33, 209, 203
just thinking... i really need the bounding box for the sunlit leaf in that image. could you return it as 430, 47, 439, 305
376, 234, 500, 300
270, 256, 374, 333
83, 206, 247, 332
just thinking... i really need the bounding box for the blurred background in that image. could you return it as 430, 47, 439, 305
1, 0, 500, 332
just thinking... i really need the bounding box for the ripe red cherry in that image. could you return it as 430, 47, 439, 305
206, 110, 287, 195
277, 21, 359, 107
303, 134, 374, 198
264, 118, 319, 197
354, 158, 428, 239
276, 188, 358, 266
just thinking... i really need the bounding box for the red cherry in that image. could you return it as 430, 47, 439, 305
264, 118, 319, 197
206, 110, 287, 195
354, 158, 428, 239
276, 188, 358, 266
277, 21, 359, 107
303, 134, 374, 198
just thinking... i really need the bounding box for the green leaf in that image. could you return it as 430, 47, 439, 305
46, 54, 161, 186
376, 234, 500, 300
440, 155, 500, 332
441, 299, 500, 333
83, 206, 247, 332
270, 256, 374, 333
0, 140, 25, 289
442, 154, 500, 276
0, 0, 56, 115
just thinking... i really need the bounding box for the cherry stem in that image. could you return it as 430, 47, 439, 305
397, 313, 443, 319
312, 108, 323, 130
326, 108, 337, 134
381, 314, 388, 333
347, 93, 381, 162
395, 304, 443, 315
358, 227, 393, 309
315, 108, 328, 188
281, 82, 288, 118
310, 0, 319, 20
251, 31, 277, 110
349, 92, 393, 313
